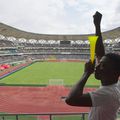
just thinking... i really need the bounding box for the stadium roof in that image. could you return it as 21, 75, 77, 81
0, 23, 120, 40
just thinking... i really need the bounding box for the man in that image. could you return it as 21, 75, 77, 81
65, 11, 120, 120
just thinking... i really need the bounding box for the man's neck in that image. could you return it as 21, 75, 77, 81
101, 81, 117, 86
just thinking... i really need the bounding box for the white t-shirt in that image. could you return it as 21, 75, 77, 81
89, 83, 120, 120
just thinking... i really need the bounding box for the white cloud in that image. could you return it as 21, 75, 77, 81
0, 0, 119, 34
66, 0, 79, 7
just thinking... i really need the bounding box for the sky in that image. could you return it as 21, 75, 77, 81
0, 0, 120, 35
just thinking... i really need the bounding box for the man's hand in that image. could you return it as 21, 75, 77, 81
93, 11, 102, 26
84, 60, 95, 75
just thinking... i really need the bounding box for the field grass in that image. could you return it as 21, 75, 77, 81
0, 61, 100, 87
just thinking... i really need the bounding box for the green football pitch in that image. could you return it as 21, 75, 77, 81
0, 62, 100, 87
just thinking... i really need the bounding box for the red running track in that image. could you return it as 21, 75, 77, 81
0, 86, 95, 114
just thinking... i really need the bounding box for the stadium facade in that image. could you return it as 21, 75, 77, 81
0, 23, 120, 65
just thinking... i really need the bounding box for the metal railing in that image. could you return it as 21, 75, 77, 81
0, 112, 89, 120
0, 112, 120, 120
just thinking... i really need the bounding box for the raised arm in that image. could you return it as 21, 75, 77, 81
65, 61, 94, 107
93, 11, 105, 63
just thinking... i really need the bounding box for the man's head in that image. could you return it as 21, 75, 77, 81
104, 53, 120, 72
95, 53, 120, 85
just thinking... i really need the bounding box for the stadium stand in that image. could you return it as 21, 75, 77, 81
0, 34, 120, 64
0, 26, 120, 119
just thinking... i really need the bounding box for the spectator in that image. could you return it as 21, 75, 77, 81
65, 11, 120, 120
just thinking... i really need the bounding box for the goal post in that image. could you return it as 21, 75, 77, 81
49, 79, 64, 86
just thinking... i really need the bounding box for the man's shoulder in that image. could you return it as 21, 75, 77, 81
90, 85, 115, 95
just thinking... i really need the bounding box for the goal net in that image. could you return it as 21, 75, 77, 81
49, 79, 64, 86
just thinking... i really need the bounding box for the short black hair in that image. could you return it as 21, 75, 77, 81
104, 53, 120, 72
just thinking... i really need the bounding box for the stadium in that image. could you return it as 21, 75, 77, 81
0, 23, 120, 120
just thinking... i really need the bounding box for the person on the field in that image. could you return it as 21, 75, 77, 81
65, 11, 120, 120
